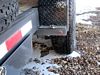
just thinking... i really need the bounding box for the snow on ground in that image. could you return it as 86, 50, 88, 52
76, 0, 100, 14
76, 0, 100, 24
68, 51, 80, 57
76, 13, 96, 25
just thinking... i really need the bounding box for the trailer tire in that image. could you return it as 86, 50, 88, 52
51, 0, 76, 54
0, 0, 19, 34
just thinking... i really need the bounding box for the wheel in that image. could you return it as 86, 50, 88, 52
0, 0, 19, 34
51, 0, 76, 54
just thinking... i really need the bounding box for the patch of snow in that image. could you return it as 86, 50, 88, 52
22, 62, 60, 75
76, 0, 100, 24
97, 61, 100, 65
76, 13, 96, 24
68, 51, 80, 57
76, 0, 100, 14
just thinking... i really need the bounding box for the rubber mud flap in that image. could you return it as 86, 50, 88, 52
38, 0, 67, 26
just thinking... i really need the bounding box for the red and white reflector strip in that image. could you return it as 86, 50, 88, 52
0, 20, 32, 59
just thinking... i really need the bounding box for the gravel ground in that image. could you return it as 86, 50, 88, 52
76, 23, 100, 62
50, 55, 100, 75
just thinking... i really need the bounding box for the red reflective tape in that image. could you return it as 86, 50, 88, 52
6, 31, 22, 51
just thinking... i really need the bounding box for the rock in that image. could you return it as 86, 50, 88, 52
33, 58, 40, 63
47, 66, 58, 74
21, 68, 40, 75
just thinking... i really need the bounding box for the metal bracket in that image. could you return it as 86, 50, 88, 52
0, 66, 6, 75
